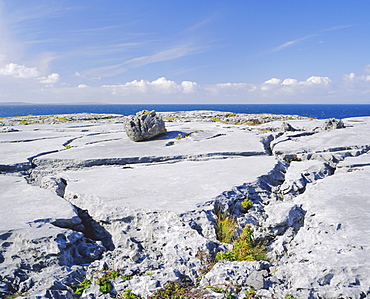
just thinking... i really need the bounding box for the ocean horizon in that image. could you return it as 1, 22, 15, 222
1, 104, 370, 119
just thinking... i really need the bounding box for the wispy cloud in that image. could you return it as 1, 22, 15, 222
124, 45, 205, 68
320, 24, 353, 32
80, 44, 209, 79
272, 34, 318, 52
271, 24, 352, 53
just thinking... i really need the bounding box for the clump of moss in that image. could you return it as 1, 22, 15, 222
240, 198, 253, 211
216, 225, 268, 262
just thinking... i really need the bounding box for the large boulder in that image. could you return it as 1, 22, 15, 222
124, 110, 166, 141
321, 118, 345, 130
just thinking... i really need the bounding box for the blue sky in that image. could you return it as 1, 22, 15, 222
1, 0, 370, 104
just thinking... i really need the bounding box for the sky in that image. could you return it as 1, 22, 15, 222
1, 0, 370, 104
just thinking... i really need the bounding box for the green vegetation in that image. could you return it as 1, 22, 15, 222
225, 113, 237, 118
72, 278, 92, 295
19, 119, 32, 125
216, 225, 268, 262
97, 270, 119, 293
284, 295, 297, 299
72, 270, 120, 295
240, 198, 253, 211
121, 275, 133, 281
120, 289, 142, 299
146, 280, 207, 299
148, 281, 186, 299
5, 292, 30, 298
206, 285, 240, 299
214, 205, 238, 244
284, 155, 302, 163
53, 117, 71, 123
210, 117, 222, 122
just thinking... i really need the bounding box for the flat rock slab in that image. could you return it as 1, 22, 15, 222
33, 122, 266, 168
0, 175, 80, 231
272, 118, 370, 156
275, 159, 370, 295
0, 122, 124, 169
62, 156, 278, 217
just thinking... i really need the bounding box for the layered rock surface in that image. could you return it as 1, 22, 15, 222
0, 111, 370, 298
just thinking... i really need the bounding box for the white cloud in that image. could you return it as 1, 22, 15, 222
102, 77, 198, 95
272, 34, 318, 52
264, 78, 281, 85
0, 62, 60, 84
343, 72, 370, 82
305, 76, 331, 85
4, 73, 370, 104
39, 73, 60, 84
181, 80, 199, 93
282, 78, 298, 85
0, 63, 40, 78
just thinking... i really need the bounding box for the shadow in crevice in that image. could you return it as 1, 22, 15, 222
74, 206, 115, 251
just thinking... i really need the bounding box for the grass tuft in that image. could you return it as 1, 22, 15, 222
214, 204, 238, 244
216, 225, 268, 262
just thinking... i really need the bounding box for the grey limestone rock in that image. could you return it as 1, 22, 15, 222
199, 261, 271, 290
124, 110, 166, 141
281, 122, 296, 132
321, 118, 345, 130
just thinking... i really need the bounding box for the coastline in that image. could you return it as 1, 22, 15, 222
2, 103, 370, 119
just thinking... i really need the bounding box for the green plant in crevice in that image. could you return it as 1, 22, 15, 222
147, 280, 205, 299
240, 198, 253, 211
97, 270, 119, 293
216, 225, 268, 262
206, 283, 243, 299
244, 286, 264, 298
214, 204, 238, 244
120, 289, 142, 299
121, 275, 133, 281
72, 278, 92, 295
148, 281, 185, 299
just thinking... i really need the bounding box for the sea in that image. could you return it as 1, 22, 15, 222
1, 104, 370, 119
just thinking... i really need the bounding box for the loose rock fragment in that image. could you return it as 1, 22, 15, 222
124, 110, 166, 141
321, 118, 345, 130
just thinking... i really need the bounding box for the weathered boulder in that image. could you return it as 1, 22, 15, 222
124, 110, 166, 141
321, 118, 345, 130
